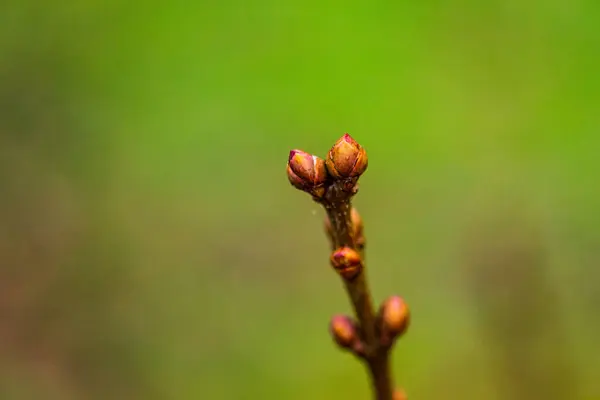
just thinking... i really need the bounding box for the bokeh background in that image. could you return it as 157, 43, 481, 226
1, 1, 599, 399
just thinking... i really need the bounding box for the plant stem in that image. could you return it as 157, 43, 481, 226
368, 353, 394, 400
324, 182, 394, 400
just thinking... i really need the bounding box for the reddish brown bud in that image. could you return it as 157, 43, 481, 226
326, 133, 368, 179
287, 150, 328, 198
329, 315, 365, 357
330, 247, 363, 280
393, 388, 408, 400
380, 296, 410, 340
329, 315, 357, 349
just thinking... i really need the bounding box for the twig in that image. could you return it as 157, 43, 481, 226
286, 134, 410, 400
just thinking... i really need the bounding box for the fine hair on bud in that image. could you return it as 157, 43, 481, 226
325, 133, 368, 179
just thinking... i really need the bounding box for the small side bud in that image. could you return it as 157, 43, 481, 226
324, 208, 364, 248
287, 150, 328, 198
330, 247, 363, 280
329, 315, 365, 357
393, 388, 408, 400
351, 207, 364, 246
379, 296, 410, 345
351, 207, 363, 233
329, 315, 356, 349
326, 133, 368, 179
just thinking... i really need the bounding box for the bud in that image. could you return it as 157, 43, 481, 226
326, 133, 368, 179
351, 207, 364, 238
393, 389, 408, 400
329, 315, 357, 349
330, 247, 363, 280
329, 315, 365, 357
287, 150, 328, 198
380, 296, 410, 339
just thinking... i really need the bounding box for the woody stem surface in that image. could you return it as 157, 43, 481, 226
324, 183, 393, 400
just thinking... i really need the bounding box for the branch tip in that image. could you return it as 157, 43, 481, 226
326, 133, 368, 180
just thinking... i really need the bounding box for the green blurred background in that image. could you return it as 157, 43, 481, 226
1, 1, 599, 399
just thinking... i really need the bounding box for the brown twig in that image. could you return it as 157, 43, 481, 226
286, 134, 410, 400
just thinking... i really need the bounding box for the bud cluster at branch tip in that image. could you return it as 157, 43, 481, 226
287, 149, 328, 199
326, 133, 368, 180
379, 296, 410, 345
330, 246, 363, 280
329, 315, 364, 356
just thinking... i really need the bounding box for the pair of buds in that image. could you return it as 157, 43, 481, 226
330, 296, 410, 356
286, 133, 368, 199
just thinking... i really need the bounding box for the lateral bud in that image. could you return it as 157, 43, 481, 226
329, 315, 365, 356
393, 388, 408, 400
286, 150, 329, 199
324, 207, 364, 248
351, 207, 365, 250
350, 207, 363, 236
325, 133, 368, 180
330, 247, 363, 280
379, 295, 410, 346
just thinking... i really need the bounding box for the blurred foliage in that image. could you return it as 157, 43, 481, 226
1, 1, 599, 399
